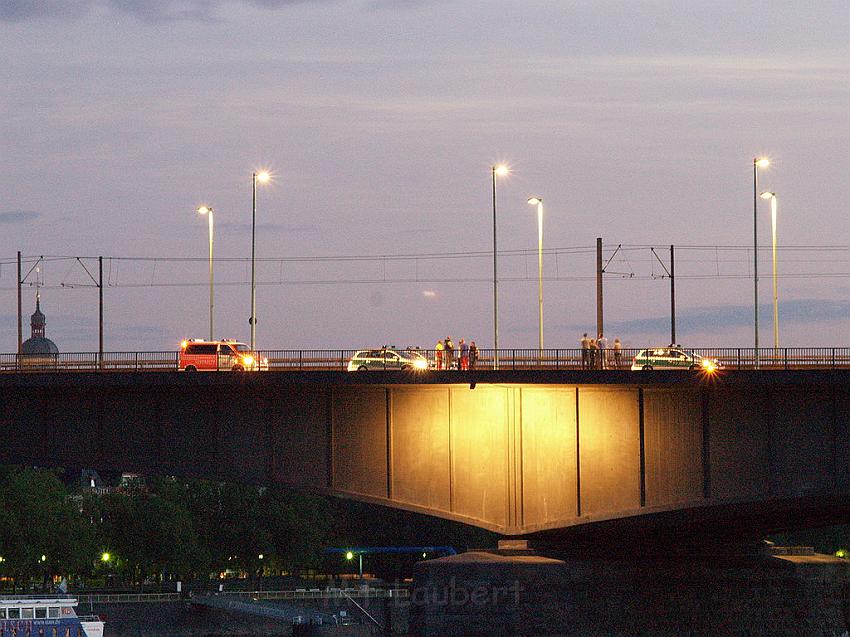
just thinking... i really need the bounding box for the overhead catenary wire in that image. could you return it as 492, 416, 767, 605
7, 243, 850, 291
7, 243, 850, 266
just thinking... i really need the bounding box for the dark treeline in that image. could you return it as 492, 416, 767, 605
0, 466, 495, 590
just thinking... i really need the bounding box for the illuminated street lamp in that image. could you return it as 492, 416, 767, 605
345, 550, 363, 579
491, 164, 509, 369
250, 171, 271, 351
197, 206, 215, 340
101, 552, 111, 563
527, 197, 545, 353
752, 157, 769, 365
760, 191, 779, 348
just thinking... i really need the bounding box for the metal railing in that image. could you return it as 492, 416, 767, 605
72, 588, 408, 604
5, 347, 850, 373
209, 587, 409, 600
76, 592, 181, 604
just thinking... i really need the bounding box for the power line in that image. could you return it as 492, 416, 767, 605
8, 271, 850, 293
7, 243, 850, 291
7, 243, 850, 266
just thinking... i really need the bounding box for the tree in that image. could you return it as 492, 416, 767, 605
0, 466, 96, 590
100, 490, 208, 587
262, 490, 333, 574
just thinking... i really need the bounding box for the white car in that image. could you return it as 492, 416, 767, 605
631, 347, 720, 372
347, 348, 429, 372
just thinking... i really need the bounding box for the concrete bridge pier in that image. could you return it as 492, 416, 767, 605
408, 540, 850, 636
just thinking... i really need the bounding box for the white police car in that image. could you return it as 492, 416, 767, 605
631, 347, 720, 372
347, 348, 429, 372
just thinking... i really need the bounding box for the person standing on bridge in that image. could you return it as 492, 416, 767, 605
589, 337, 598, 369
469, 341, 479, 369
459, 338, 470, 370
444, 336, 455, 369
435, 339, 444, 370
597, 333, 608, 369
581, 333, 590, 369
613, 337, 623, 369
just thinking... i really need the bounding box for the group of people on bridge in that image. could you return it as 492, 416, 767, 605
434, 336, 478, 370
581, 333, 623, 369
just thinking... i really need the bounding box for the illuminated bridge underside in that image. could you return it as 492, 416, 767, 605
3, 371, 850, 537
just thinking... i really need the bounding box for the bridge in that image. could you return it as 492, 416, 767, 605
4, 346, 850, 372
2, 369, 849, 545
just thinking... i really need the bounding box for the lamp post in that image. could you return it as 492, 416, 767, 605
491, 164, 509, 369
760, 191, 779, 349
250, 171, 271, 351
752, 157, 769, 366
345, 550, 363, 579
527, 197, 544, 353
197, 206, 214, 340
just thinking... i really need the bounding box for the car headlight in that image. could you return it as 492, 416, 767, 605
242, 356, 254, 366
701, 359, 716, 373
414, 359, 428, 370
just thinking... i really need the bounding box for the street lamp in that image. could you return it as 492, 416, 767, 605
197, 205, 215, 340
760, 191, 779, 349
527, 197, 544, 353
752, 157, 769, 366
491, 164, 509, 369
251, 171, 271, 351
345, 550, 363, 578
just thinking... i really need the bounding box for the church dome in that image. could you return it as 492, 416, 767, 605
21, 293, 59, 355
22, 336, 59, 355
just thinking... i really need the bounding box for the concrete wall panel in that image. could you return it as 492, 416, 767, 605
644, 389, 703, 507
266, 386, 330, 488
332, 387, 388, 499
520, 387, 577, 527
390, 388, 451, 512
0, 387, 95, 468
450, 386, 509, 527
578, 388, 640, 517
99, 387, 167, 475
709, 387, 770, 500
156, 387, 222, 477
211, 389, 276, 484
771, 386, 834, 496
835, 386, 850, 487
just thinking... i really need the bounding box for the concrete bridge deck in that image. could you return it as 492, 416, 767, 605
2, 369, 849, 541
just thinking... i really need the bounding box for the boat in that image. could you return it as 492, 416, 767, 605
0, 596, 104, 637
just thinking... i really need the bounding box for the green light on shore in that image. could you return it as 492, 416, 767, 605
101, 552, 111, 562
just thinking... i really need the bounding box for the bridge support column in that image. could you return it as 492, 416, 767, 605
408, 544, 850, 636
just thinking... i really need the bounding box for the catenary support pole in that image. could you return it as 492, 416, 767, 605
596, 237, 603, 339
670, 244, 676, 345
753, 159, 760, 367
251, 173, 257, 350
99, 256, 104, 369
492, 167, 499, 369
17, 251, 22, 355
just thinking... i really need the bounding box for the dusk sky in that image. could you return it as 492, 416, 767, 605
2, 0, 849, 352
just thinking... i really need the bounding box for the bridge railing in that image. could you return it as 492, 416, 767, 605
5, 347, 850, 372
0, 351, 179, 373
263, 349, 358, 371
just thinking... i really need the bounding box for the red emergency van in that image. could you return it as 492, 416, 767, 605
179, 339, 268, 371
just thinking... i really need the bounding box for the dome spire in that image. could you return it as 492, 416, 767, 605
30, 289, 46, 338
